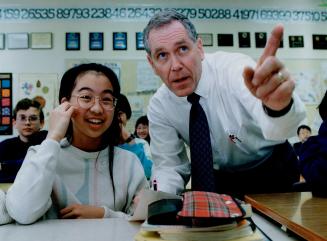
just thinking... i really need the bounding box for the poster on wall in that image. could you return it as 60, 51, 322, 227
135, 32, 144, 50
136, 61, 161, 92
0, 73, 13, 135
312, 34, 327, 49
66, 32, 80, 50
238, 32, 251, 48
31, 32, 52, 49
18, 74, 58, 130
255, 32, 267, 48
113, 32, 127, 50
89, 32, 104, 50
289, 36, 304, 48
7, 33, 28, 49
217, 34, 233, 47
0, 33, 4, 50
198, 33, 213, 47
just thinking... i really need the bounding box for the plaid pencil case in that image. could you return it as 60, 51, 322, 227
147, 191, 245, 227
177, 191, 245, 226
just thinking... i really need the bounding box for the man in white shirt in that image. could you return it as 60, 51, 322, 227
143, 10, 306, 196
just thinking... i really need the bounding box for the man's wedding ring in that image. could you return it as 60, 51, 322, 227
277, 71, 285, 84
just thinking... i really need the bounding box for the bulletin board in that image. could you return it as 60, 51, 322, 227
0, 73, 13, 135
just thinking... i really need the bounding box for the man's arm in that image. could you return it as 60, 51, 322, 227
242, 24, 305, 139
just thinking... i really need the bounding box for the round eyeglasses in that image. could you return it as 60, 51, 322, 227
72, 94, 117, 111
17, 115, 40, 123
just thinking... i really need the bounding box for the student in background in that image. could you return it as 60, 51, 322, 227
116, 94, 152, 179
293, 125, 312, 157
143, 10, 305, 196
134, 115, 151, 144
6, 63, 148, 224
0, 98, 47, 182
299, 91, 327, 196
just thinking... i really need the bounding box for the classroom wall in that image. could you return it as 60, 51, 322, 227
0, 0, 326, 140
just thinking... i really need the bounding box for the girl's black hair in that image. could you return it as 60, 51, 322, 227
318, 90, 327, 121
134, 115, 151, 144
59, 63, 121, 207
115, 93, 132, 120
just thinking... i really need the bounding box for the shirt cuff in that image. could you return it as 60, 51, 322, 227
263, 98, 294, 118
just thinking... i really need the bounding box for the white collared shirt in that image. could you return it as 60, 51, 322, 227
148, 51, 306, 194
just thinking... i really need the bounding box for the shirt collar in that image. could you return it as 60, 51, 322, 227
194, 55, 209, 100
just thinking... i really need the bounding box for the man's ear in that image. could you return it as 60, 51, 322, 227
196, 38, 205, 60
147, 54, 154, 68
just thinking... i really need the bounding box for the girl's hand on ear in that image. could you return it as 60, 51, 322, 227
46, 102, 76, 142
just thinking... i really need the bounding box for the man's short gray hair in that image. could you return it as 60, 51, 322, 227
143, 9, 198, 54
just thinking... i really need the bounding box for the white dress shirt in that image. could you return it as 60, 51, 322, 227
148, 51, 306, 194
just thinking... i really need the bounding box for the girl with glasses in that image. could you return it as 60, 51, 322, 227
6, 63, 148, 224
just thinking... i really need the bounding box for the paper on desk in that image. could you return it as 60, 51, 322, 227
128, 189, 182, 221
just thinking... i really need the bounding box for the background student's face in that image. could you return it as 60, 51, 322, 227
298, 128, 311, 143
136, 123, 149, 139
69, 72, 115, 144
147, 20, 204, 97
13, 107, 43, 141
118, 111, 128, 127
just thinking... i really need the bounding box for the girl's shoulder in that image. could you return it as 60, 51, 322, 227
114, 145, 140, 159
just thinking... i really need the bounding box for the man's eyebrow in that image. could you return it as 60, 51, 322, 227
152, 47, 165, 57
152, 39, 189, 56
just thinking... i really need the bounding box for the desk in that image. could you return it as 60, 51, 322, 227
245, 192, 327, 241
0, 214, 303, 241
0, 218, 141, 241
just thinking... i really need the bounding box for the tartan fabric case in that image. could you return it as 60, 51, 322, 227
177, 191, 245, 226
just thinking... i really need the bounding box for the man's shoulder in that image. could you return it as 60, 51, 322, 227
204, 51, 254, 69
205, 51, 251, 60
149, 84, 173, 106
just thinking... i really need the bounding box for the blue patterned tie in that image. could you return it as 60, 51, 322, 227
188, 93, 216, 192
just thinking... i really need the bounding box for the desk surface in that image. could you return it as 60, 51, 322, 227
0, 214, 300, 241
245, 192, 327, 241
0, 218, 141, 241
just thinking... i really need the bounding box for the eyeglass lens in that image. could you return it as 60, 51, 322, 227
18, 115, 39, 122
77, 94, 116, 111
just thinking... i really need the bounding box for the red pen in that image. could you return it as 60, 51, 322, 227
153, 179, 157, 191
